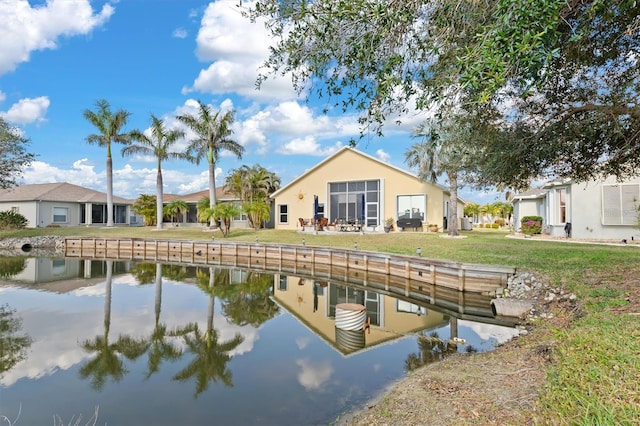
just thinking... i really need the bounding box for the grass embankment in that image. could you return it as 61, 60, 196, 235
2, 226, 639, 423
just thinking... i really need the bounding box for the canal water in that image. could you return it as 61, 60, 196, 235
0, 257, 520, 425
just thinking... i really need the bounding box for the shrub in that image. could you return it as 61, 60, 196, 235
521, 216, 543, 235
494, 218, 505, 227
0, 210, 28, 229
491, 223, 499, 229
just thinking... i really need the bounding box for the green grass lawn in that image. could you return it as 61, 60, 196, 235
2, 226, 639, 423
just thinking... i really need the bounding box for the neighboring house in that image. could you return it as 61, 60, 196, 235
269, 146, 464, 231
0, 182, 141, 228
510, 188, 546, 229
511, 176, 640, 240
163, 186, 251, 228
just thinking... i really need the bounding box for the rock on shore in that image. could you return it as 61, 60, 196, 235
0, 236, 65, 257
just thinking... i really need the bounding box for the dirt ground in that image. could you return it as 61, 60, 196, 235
338, 261, 640, 426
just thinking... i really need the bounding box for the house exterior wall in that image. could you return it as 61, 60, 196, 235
0, 201, 38, 227
9, 257, 84, 283
512, 198, 545, 231
272, 275, 447, 353
272, 148, 447, 231
559, 176, 640, 240
0, 200, 140, 228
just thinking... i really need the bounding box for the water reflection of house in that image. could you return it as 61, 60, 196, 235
272, 274, 448, 355
0, 258, 131, 292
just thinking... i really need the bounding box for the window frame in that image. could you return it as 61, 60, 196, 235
278, 204, 288, 224
601, 183, 640, 226
52, 207, 69, 224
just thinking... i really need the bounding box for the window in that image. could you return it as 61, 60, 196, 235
329, 179, 380, 225
51, 259, 67, 276
53, 207, 68, 223
558, 188, 567, 224
602, 183, 640, 225
396, 195, 425, 220
278, 275, 288, 291
278, 204, 288, 223
114, 205, 127, 224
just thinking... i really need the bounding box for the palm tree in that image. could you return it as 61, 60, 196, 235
176, 101, 244, 227
212, 202, 240, 237
464, 202, 481, 225
225, 164, 281, 229
407, 121, 469, 237
165, 200, 189, 226
122, 115, 187, 230
83, 99, 132, 227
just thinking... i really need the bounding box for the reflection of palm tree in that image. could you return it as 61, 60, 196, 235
220, 271, 279, 327
129, 262, 157, 285
173, 267, 243, 397
173, 323, 243, 397
79, 261, 148, 391
145, 263, 194, 378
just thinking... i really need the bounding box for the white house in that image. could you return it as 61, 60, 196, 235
0, 182, 141, 227
512, 176, 640, 240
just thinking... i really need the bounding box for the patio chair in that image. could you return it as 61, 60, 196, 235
325, 218, 338, 231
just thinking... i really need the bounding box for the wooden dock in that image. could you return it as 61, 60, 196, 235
65, 237, 515, 295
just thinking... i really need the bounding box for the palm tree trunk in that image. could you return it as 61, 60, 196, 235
104, 260, 113, 334
209, 162, 217, 228
156, 164, 164, 230
448, 172, 459, 237
106, 156, 114, 227
154, 263, 163, 326
206, 267, 215, 341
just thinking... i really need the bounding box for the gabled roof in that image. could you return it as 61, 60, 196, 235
164, 186, 239, 203
0, 182, 133, 204
510, 188, 546, 201
270, 146, 450, 198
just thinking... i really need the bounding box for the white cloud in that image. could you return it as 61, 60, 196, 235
277, 136, 343, 156
296, 358, 333, 391
22, 159, 102, 187
0, 96, 50, 124
172, 28, 187, 39
183, 0, 298, 102
0, 0, 114, 75
0, 90, 5, 103
376, 149, 391, 162
195, 1, 270, 62
21, 158, 212, 200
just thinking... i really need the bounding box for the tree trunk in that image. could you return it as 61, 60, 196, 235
106, 155, 114, 227
209, 161, 217, 228
448, 172, 459, 237
156, 165, 164, 230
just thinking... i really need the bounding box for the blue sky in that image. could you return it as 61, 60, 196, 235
0, 0, 502, 204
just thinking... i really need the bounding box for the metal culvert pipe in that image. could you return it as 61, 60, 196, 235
21, 243, 33, 252
335, 303, 367, 330
491, 298, 534, 318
